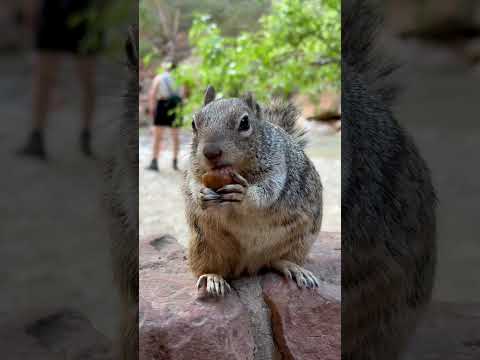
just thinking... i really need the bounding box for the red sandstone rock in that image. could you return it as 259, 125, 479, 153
139, 232, 480, 360
139, 232, 341, 360
260, 232, 340, 360
139, 238, 255, 360
140, 235, 188, 273
262, 272, 340, 360
307, 232, 341, 288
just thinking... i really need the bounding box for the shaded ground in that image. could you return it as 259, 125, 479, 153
381, 34, 480, 302
0, 53, 126, 339
139, 122, 341, 248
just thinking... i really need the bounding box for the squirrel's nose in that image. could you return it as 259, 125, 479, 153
203, 143, 223, 160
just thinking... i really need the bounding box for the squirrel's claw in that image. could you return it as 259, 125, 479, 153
279, 268, 293, 280
199, 172, 248, 209
294, 268, 319, 289
217, 183, 245, 203
196, 274, 231, 297
272, 260, 319, 289
217, 184, 245, 194
199, 188, 221, 209
196, 275, 207, 289
200, 187, 220, 198
306, 271, 320, 288
231, 172, 249, 187
291, 268, 319, 289
200, 185, 245, 208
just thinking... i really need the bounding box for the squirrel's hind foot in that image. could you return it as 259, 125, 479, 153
271, 260, 319, 289
196, 274, 232, 296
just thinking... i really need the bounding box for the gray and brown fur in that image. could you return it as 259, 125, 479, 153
103, 25, 139, 360
342, 1, 436, 359
183, 86, 322, 294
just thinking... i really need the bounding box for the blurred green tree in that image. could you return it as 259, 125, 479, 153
174, 0, 340, 121
69, 0, 137, 59
139, 0, 271, 63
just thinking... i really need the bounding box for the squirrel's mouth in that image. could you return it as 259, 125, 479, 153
211, 164, 232, 170
205, 162, 233, 171
200, 163, 234, 177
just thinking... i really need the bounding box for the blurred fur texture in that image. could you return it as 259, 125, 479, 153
103, 25, 139, 360
342, 1, 437, 359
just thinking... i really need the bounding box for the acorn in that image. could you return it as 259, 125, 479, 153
202, 167, 235, 190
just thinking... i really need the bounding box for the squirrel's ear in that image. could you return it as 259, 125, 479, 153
243, 92, 261, 116
203, 85, 216, 105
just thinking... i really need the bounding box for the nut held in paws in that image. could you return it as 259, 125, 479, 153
201, 167, 236, 190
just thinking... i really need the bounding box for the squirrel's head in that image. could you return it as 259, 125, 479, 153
190, 85, 263, 177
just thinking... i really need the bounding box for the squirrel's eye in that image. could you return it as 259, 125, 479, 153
239, 114, 250, 132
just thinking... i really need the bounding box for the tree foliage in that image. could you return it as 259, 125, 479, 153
139, 0, 271, 62
173, 0, 340, 120
70, 0, 137, 59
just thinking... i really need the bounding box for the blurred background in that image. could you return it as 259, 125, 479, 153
1, 0, 479, 357
375, 0, 480, 303
139, 0, 341, 248
364, 1, 480, 357
0, 0, 135, 357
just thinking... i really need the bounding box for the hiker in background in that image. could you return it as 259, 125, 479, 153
147, 62, 183, 171
18, 0, 102, 159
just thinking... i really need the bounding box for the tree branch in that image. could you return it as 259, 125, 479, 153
311, 58, 340, 67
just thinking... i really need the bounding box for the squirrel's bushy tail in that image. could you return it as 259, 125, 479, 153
263, 99, 307, 149
342, 0, 398, 105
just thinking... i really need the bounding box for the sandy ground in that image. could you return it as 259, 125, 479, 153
139, 123, 341, 248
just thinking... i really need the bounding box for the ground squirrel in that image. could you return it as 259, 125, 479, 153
183, 86, 323, 296
342, 1, 436, 359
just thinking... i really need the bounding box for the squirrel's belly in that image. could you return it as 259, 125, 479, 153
212, 209, 300, 275
230, 224, 292, 275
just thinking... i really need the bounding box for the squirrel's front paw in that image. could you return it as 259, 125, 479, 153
196, 274, 232, 296
271, 260, 320, 289
200, 173, 248, 209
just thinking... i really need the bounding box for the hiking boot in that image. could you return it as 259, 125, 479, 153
80, 129, 94, 158
17, 130, 47, 160
147, 158, 159, 171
